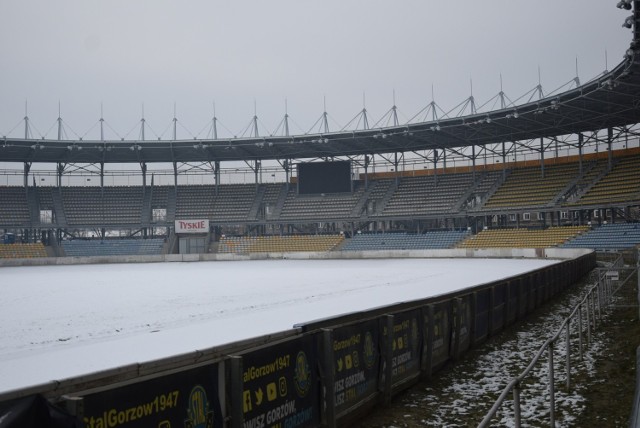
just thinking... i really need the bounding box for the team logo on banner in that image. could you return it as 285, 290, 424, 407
184, 385, 214, 428
293, 351, 311, 397
363, 331, 376, 369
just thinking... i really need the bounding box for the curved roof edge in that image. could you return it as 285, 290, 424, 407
2, 5, 640, 165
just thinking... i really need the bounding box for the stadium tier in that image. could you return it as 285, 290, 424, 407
1, 150, 639, 256
561, 223, 640, 250
218, 235, 344, 254
342, 231, 470, 251
457, 226, 591, 249
61, 238, 165, 257
483, 164, 580, 209
0, 151, 637, 228
566, 155, 640, 206
0, 243, 47, 259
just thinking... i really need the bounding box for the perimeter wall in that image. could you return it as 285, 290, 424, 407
0, 249, 596, 428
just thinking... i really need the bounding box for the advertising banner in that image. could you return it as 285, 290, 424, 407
331, 319, 380, 416
429, 303, 450, 368
175, 220, 209, 234
82, 363, 223, 428
455, 296, 471, 352
474, 290, 490, 342
241, 336, 319, 428
386, 310, 422, 385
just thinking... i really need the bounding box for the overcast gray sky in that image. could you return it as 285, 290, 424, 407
0, 1, 633, 141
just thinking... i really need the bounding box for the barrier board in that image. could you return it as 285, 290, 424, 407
454, 296, 472, 354
241, 336, 319, 428
331, 319, 380, 416
388, 310, 422, 386
429, 302, 450, 369
81, 363, 223, 428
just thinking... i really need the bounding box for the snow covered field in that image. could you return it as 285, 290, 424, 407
0, 258, 558, 393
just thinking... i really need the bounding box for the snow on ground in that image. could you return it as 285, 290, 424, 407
0, 258, 557, 393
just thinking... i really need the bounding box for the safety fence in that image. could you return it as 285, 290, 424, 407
631, 246, 640, 428
0, 251, 595, 428
479, 252, 638, 428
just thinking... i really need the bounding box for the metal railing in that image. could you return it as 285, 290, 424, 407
631, 247, 640, 428
479, 253, 637, 427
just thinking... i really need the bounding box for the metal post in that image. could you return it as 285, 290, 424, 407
578, 133, 584, 175
607, 127, 613, 170
578, 305, 583, 361
548, 342, 555, 427
540, 137, 545, 179
229, 356, 244, 428
586, 296, 592, 345
596, 282, 602, 322
513, 382, 521, 428
566, 318, 571, 389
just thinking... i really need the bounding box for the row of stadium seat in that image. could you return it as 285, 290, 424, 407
561, 223, 640, 250
62, 238, 165, 257
457, 226, 591, 248
0, 243, 47, 258
341, 231, 470, 251
2, 153, 640, 228
218, 235, 344, 254
2, 223, 640, 258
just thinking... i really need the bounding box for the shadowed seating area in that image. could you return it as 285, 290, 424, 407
457, 226, 590, 248
341, 231, 470, 251
562, 223, 640, 250
218, 235, 344, 254
0, 243, 47, 258
62, 238, 165, 257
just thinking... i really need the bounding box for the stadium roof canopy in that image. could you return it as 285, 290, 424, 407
2, 6, 640, 165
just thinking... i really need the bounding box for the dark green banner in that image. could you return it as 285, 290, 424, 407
241, 336, 319, 428
430, 303, 450, 367
387, 310, 422, 384
82, 363, 222, 428
332, 319, 380, 415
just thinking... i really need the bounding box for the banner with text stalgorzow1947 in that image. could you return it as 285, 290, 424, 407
81, 363, 223, 428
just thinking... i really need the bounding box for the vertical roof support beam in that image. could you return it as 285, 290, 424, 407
501, 141, 507, 180
23, 161, 31, 192
578, 133, 584, 175
472, 145, 477, 182
540, 137, 545, 179
607, 127, 613, 169
173, 161, 178, 188
214, 160, 220, 196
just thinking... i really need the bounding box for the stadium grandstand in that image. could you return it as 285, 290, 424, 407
2, 2, 640, 428
1, 7, 640, 259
